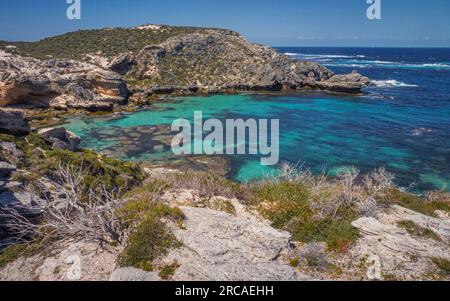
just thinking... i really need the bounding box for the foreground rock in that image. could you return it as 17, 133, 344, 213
160, 198, 311, 281
109, 268, 160, 281
0, 108, 30, 135
0, 241, 118, 281
351, 205, 450, 280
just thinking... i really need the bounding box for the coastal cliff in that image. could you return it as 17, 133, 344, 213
0, 25, 369, 110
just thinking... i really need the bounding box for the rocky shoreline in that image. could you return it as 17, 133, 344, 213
1, 25, 370, 113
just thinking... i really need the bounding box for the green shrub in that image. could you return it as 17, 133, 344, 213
432, 258, 450, 275
159, 262, 180, 280
387, 189, 450, 217
397, 220, 442, 242
252, 181, 359, 252
0, 243, 42, 268
118, 181, 185, 271
118, 204, 184, 271
252, 182, 312, 228
166, 170, 247, 201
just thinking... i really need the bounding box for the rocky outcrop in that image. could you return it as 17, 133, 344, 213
317, 70, 371, 93
0, 241, 118, 281
0, 108, 30, 135
109, 268, 161, 281
0, 50, 128, 111
351, 205, 450, 280
159, 196, 312, 281
126, 31, 369, 94
38, 127, 81, 151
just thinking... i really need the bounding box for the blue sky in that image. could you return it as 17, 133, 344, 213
1, 0, 449, 47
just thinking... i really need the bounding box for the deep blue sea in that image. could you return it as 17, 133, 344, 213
64, 47, 450, 192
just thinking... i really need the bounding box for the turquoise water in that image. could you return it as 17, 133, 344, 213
64, 48, 450, 192
64, 92, 450, 192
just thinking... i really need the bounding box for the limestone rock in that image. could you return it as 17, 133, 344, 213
0, 141, 25, 163
33, 241, 118, 281
351, 205, 450, 280
165, 205, 312, 281
318, 71, 371, 93
0, 108, 30, 135
108, 53, 135, 75
38, 127, 81, 151
109, 268, 161, 281
0, 54, 128, 110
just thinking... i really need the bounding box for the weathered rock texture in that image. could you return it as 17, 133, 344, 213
0, 50, 128, 111
162, 198, 312, 281
351, 205, 450, 280
38, 127, 81, 151
0, 241, 118, 281
0, 108, 30, 135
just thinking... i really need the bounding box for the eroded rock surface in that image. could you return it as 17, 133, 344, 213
0, 108, 30, 135
0, 241, 118, 281
0, 50, 128, 111
351, 205, 450, 280
38, 127, 81, 151
164, 204, 312, 281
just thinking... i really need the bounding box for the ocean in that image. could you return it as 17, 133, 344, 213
64, 47, 450, 192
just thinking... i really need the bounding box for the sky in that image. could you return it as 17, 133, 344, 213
0, 0, 449, 47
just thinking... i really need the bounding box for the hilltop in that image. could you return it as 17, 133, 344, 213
0, 25, 239, 61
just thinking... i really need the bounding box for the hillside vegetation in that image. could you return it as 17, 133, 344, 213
0, 25, 238, 60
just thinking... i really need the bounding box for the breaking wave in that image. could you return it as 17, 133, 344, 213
371, 79, 419, 88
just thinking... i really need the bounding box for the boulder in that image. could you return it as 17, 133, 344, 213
108, 53, 135, 75
318, 71, 371, 93
0, 142, 24, 162
38, 127, 81, 151
0, 108, 30, 135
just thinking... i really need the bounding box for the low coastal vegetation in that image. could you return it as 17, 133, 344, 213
397, 220, 442, 242
0, 26, 236, 60
2, 133, 450, 279
249, 164, 450, 252
432, 257, 450, 275
0, 133, 144, 195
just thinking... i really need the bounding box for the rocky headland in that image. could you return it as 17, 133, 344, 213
1, 25, 369, 112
